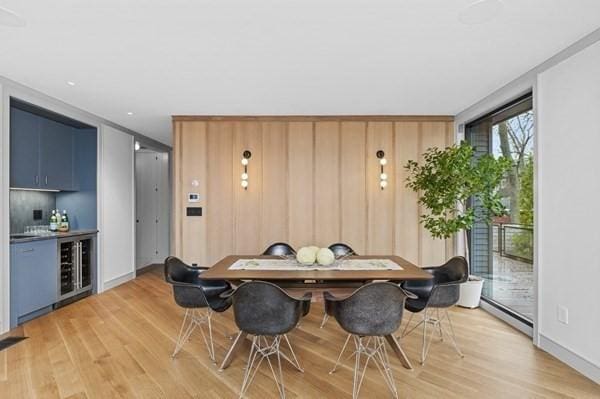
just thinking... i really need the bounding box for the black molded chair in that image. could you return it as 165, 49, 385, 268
325, 282, 415, 399
320, 243, 358, 328
328, 243, 357, 258
400, 256, 469, 364
164, 256, 232, 362
224, 281, 311, 399
262, 242, 296, 256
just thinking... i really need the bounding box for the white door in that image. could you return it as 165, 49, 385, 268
135, 151, 169, 269
100, 125, 135, 290
135, 152, 156, 268
155, 152, 170, 262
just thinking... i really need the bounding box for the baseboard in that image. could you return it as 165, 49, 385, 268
480, 300, 533, 336
539, 334, 600, 384
103, 271, 135, 291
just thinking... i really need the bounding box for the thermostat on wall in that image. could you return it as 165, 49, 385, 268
188, 193, 200, 202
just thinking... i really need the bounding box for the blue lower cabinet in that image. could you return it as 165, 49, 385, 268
10, 239, 58, 328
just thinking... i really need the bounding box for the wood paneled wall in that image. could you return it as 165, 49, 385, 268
172, 116, 455, 267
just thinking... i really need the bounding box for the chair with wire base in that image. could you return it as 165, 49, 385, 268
164, 256, 232, 363
325, 282, 415, 399
320, 243, 358, 329
399, 256, 469, 365
262, 242, 296, 257
225, 281, 311, 399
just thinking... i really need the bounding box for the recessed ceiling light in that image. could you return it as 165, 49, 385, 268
0, 6, 26, 27
66, 81, 76, 86
127, 111, 134, 116
459, 0, 504, 25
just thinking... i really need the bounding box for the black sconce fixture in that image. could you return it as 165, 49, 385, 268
376, 150, 388, 190
241, 150, 251, 190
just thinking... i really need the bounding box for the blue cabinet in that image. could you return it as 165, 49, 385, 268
10, 106, 76, 191
10, 108, 41, 188
10, 239, 58, 328
40, 119, 74, 190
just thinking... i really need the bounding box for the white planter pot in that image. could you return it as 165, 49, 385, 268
457, 275, 484, 308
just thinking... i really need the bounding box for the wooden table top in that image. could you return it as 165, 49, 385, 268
201, 255, 432, 281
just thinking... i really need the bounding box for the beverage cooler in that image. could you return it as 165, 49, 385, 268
57, 234, 96, 304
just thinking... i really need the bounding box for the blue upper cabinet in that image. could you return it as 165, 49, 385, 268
10, 108, 41, 188
40, 118, 75, 191
10, 106, 76, 191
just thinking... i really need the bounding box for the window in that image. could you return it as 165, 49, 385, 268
466, 94, 534, 323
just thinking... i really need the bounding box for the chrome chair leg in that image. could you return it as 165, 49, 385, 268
281, 334, 304, 372
436, 308, 444, 341
172, 308, 216, 362
172, 309, 192, 358
401, 307, 464, 365
351, 335, 399, 399
401, 311, 415, 337
238, 335, 295, 399
421, 310, 430, 364
329, 333, 352, 374
443, 309, 464, 358
320, 313, 329, 329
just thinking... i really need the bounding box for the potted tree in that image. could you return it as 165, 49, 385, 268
405, 141, 511, 308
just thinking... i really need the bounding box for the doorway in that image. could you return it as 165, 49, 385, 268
466, 94, 534, 327
135, 147, 170, 270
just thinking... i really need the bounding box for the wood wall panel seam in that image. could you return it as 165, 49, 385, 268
417, 122, 423, 266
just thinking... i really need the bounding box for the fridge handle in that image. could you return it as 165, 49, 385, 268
72, 242, 78, 291
76, 242, 81, 290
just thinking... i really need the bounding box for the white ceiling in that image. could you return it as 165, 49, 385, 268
1, 1, 600, 145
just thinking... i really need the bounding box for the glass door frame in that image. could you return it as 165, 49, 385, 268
465, 93, 535, 331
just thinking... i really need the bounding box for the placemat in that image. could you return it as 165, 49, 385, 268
228, 258, 403, 271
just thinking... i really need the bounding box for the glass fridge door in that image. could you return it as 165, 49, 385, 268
80, 239, 92, 289
60, 241, 75, 297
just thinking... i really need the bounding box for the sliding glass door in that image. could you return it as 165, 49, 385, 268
467, 94, 534, 323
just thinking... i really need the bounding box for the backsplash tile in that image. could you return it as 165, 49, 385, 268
10, 190, 56, 234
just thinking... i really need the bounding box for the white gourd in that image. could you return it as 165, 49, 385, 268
316, 248, 335, 266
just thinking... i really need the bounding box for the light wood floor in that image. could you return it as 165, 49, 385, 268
1, 267, 598, 399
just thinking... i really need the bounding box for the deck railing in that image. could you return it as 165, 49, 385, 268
492, 223, 533, 264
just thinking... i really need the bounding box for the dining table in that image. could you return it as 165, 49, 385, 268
200, 254, 433, 371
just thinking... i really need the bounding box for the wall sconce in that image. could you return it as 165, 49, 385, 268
241, 150, 251, 190
376, 150, 388, 190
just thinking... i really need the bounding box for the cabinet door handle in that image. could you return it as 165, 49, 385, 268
21, 248, 34, 253
34, 175, 39, 185
45, 176, 48, 185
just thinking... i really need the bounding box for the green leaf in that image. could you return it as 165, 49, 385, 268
404, 141, 512, 239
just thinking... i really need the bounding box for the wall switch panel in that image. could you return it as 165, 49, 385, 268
558, 305, 569, 324
186, 207, 202, 216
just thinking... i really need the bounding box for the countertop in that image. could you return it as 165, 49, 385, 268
10, 229, 98, 244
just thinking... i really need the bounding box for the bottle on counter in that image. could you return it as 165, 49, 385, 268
59, 210, 70, 232
49, 210, 58, 232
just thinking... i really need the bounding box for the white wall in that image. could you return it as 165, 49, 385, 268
456, 29, 600, 384
0, 82, 8, 333
537, 40, 600, 381
100, 125, 136, 289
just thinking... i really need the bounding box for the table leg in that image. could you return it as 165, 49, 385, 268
384, 335, 413, 370
219, 331, 248, 371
